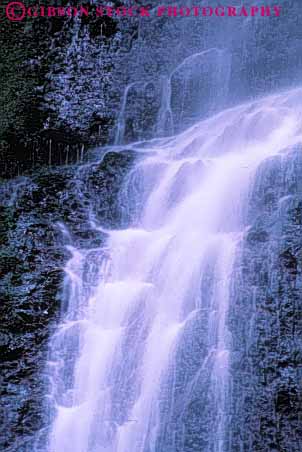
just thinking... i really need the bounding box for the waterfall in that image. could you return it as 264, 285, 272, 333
114, 83, 138, 145
46, 88, 302, 452
156, 76, 174, 137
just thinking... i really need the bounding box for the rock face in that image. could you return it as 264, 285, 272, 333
0, 150, 138, 451
228, 146, 302, 452
0, 0, 124, 177
1, 1, 302, 175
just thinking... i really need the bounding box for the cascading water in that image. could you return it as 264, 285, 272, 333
46, 88, 302, 452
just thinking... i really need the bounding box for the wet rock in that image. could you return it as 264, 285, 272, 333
0, 150, 138, 450
228, 145, 302, 452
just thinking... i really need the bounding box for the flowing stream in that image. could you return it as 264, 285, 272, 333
47, 89, 302, 452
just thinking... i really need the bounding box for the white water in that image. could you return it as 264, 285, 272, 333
47, 89, 302, 452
